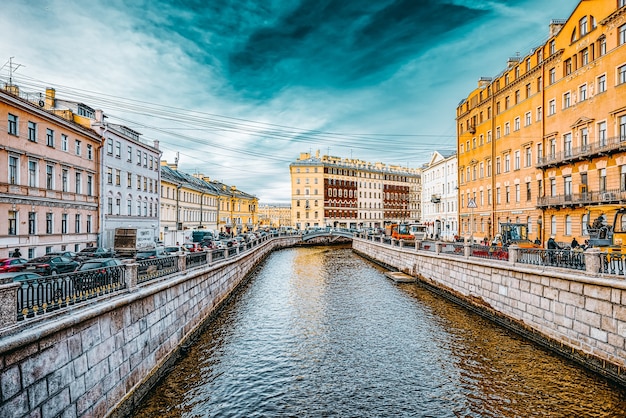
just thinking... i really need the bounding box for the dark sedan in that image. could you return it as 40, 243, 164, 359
22, 256, 79, 276
0, 257, 28, 272
78, 247, 115, 258
0, 271, 43, 282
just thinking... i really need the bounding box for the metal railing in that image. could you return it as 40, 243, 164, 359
600, 252, 626, 277
137, 255, 180, 283
517, 248, 586, 270
471, 245, 509, 260
16, 265, 126, 320
186, 252, 208, 269
441, 242, 465, 255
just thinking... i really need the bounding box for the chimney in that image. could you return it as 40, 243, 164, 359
45, 88, 56, 108
153, 140, 159, 150
4, 83, 19, 95
549, 19, 566, 38
478, 77, 492, 88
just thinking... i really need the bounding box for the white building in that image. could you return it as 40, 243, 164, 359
421, 151, 458, 241
91, 111, 162, 248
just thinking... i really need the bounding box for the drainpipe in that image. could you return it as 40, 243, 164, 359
176, 184, 182, 243
97, 122, 108, 249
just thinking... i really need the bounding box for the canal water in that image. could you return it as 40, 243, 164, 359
132, 246, 626, 417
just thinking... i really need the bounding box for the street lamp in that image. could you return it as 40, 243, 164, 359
537, 216, 543, 243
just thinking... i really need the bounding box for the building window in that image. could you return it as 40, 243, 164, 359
87, 144, 93, 160
565, 215, 572, 236
526, 182, 532, 201
600, 168, 607, 192
75, 172, 82, 194
504, 154, 510, 172
107, 167, 113, 184
28, 122, 37, 142
28, 212, 36, 235
563, 92, 571, 108
549, 68, 556, 84
563, 133, 572, 157
515, 184, 520, 203
115, 141, 121, 158
619, 65, 626, 85
597, 74, 606, 93
599, 36, 606, 56
565, 59, 572, 76
62, 169, 68, 192
550, 178, 557, 197
46, 165, 53, 189
581, 127, 589, 149
86, 215, 92, 233
579, 84, 587, 101
75, 214, 81, 233
537, 143, 543, 163
61, 134, 68, 151
496, 157, 501, 174
9, 155, 19, 185
107, 139, 113, 154
61, 214, 68, 234
8, 113, 18, 135
525, 112, 531, 127
115, 169, 121, 186
514, 117, 520, 131
549, 99, 556, 115
137, 150, 141, 165
580, 16, 588, 36
581, 48, 589, 66
28, 160, 38, 187
87, 175, 93, 196
598, 121, 607, 146
620, 24, 626, 45
75, 140, 81, 156
505, 186, 510, 203
108, 198, 113, 215
537, 106, 542, 121
127, 146, 133, 162
514, 150, 520, 170
127, 200, 132, 216
116, 198, 121, 215
564, 176, 572, 199
504, 122, 510, 135
46, 213, 53, 234
46, 128, 55, 147
8, 211, 17, 235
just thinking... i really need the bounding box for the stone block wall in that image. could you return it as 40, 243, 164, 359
0, 237, 299, 417
353, 238, 626, 386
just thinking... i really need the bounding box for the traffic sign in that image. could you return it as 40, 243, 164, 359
467, 198, 477, 208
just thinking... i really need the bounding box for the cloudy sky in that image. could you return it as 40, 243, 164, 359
1, 0, 579, 203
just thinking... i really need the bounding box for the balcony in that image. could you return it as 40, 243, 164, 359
537, 189, 626, 208
537, 136, 626, 169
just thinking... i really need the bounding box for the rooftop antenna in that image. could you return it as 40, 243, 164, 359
174, 151, 179, 166
2, 57, 24, 86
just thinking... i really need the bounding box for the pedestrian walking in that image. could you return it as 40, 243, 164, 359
11, 248, 22, 258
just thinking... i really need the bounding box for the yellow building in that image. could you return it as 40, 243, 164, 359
457, 0, 626, 245
258, 204, 292, 228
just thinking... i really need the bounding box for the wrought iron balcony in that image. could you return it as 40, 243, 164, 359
537, 189, 626, 208
537, 136, 626, 169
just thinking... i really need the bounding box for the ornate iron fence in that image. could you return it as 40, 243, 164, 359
212, 249, 226, 262
16, 266, 126, 321
418, 241, 437, 252
441, 242, 465, 255
600, 252, 626, 277
137, 255, 179, 283
517, 248, 586, 270
186, 251, 208, 269
471, 245, 509, 261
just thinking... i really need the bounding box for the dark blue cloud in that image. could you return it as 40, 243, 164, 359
117, 0, 488, 99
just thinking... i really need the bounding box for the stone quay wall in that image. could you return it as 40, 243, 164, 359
353, 238, 626, 387
0, 236, 299, 418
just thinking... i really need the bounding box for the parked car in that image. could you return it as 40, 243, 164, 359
78, 247, 115, 258
0, 271, 43, 282
0, 257, 28, 272
46, 251, 84, 261
77, 258, 123, 271
182, 243, 202, 252
22, 256, 79, 276
135, 248, 167, 260
164, 245, 188, 255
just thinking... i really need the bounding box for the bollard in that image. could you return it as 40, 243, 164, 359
125, 263, 139, 290
178, 253, 186, 272
464, 241, 471, 258
0, 280, 19, 328
508, 245, 520, 264
584, 248, 601, 276
435, 241, 442, 254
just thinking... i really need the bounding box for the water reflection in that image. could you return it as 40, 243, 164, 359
132, 247, 626, 417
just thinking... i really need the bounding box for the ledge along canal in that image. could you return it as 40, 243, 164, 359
131, 246, 626, 417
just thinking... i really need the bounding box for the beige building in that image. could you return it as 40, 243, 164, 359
0, 85, 101, 258
258, 203, 292, 228
290, 151, 421, 230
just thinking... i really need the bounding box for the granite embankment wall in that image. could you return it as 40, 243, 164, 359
353, 238, 626, 387
0, 236, 299, 417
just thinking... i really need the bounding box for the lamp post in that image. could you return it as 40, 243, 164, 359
537, 216, 543, 244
